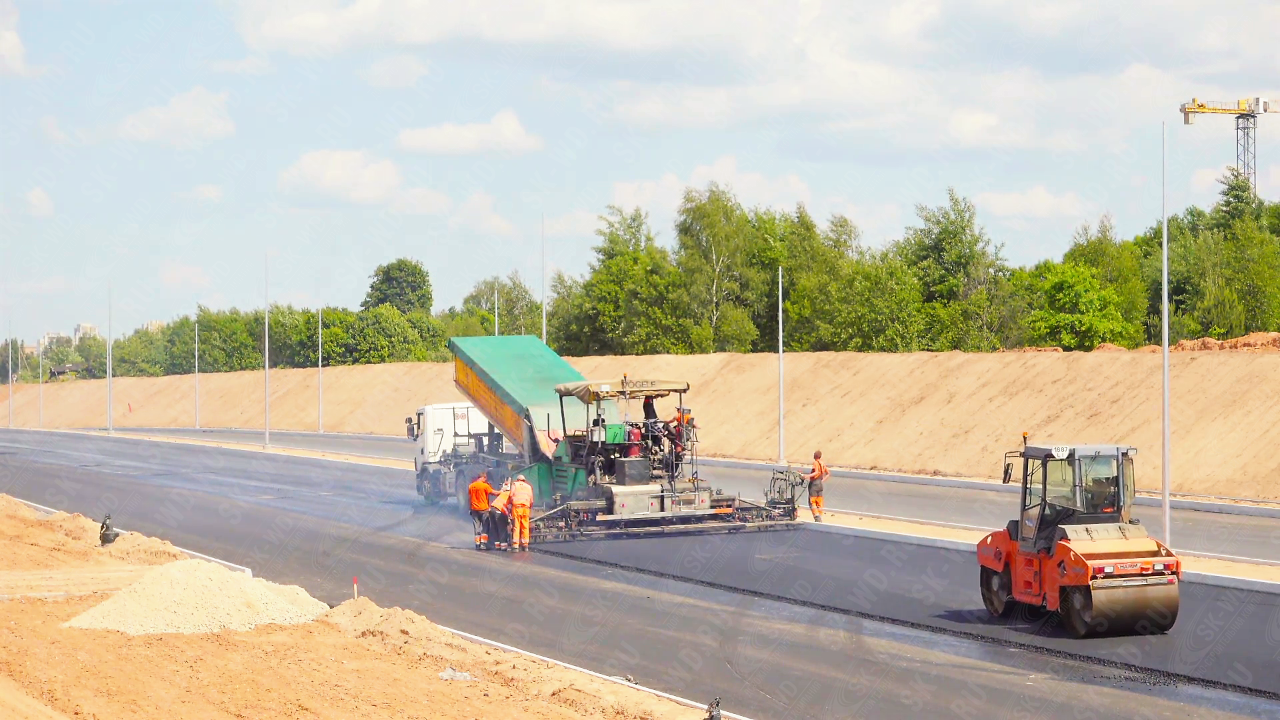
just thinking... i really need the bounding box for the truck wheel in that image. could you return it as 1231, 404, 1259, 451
980, 566, 1016, 619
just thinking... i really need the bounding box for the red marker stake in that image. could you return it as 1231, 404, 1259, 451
353, 576, 358, 600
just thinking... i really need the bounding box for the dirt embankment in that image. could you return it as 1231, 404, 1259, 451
2, 344, 1278, 499
0, 494, 702, 719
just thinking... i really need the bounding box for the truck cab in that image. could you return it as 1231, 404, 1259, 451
405, 403, 517, 506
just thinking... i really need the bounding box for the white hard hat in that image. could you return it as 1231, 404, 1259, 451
516, 474, 526, 481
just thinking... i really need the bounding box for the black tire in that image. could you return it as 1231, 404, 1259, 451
1062, 586, 1094, 638
980, 566, 1016, 619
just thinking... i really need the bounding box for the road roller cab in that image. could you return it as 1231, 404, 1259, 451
976, 441, 1180, 637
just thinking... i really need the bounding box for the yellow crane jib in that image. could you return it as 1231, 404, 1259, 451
1181, 97, 1273, 124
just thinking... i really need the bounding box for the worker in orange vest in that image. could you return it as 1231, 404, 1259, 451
468, 472, 497, 549
510, 474, 535, 551
803, 450, 830, 522
489, 480, 513, 551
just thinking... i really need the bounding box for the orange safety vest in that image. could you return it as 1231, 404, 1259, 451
808, 459, 829, 481
493, 490, 511, 513
511, 480, 534, 508
468, 478, 495, 511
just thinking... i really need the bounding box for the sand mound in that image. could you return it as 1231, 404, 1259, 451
1, 495, 186, 571
64, 559, 327, 634
1093, 343, 1126, 352
1174, 331, 1280, 352
998, 346, 1064, 352
323, 596, 452, 644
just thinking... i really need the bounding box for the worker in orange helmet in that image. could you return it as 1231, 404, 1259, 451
510, 473, 535, 551
803, 450, 830, 523
489, 480, 513, 551
468, 472, 497, 549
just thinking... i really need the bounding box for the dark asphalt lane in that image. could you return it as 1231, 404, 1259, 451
3, 429, 1276, 718
545, 529, 1280, 698
112, 427, 1280, 564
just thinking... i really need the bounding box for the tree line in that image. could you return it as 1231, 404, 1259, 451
3, 168, 1277, 383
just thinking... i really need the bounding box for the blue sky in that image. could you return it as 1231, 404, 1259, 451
2, 0, 1278, 342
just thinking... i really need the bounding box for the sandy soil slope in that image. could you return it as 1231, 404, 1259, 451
2, 339, 1278, 498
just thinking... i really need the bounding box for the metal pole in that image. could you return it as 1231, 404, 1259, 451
6, 316, 12, 429
318, 306, 323, 433
1161, 122, 1171, 546
541, 213, 547, 343
107, 284, 113, 435
194, 309, 200, 429
38, 340, 42, 428
264, 255, 270, 446
777, 266, 784, 466
494, 286, 499, 336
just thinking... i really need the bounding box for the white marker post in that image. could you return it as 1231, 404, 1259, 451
777, 266, 785, 467
1161, 122, 1171, 546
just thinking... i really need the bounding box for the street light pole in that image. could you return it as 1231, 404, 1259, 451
107, 284, 113, 435
38, 340, 43, 428
494, 286, 499, 336
6, 315, 12, 429
777, 266, 785, 467
264, 255, 270, 447
194, 308, 200, 429
1161, 122, 1172, 546
318, 306, 323, 434
541, 213, 547, 343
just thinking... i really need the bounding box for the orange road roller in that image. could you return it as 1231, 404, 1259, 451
977, 440, 1179, 638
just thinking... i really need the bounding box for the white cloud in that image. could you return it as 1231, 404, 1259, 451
0, 0, 29, 76
119, 87, 235, 148
975, 186, 1089, 219
449, 193, 516, 236
613, 156, 811, 217
180, 184, 224, 203
39, 116, 69, 144
1191, 167, 1223, 193
278, 149, 451, 214
15, 276, 68, 295
544, 210, 599, 238
211, 55, 273, 74
392, 187, 452, 215
364, 54, 428, 88
24, 187, 53, 217
398, 109, 542, 155
160, 262, 212, 289
1265, 165, 1280, 199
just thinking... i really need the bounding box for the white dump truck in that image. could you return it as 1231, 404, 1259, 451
405, 402, 520, 506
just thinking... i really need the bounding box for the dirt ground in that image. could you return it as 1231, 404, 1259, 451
2, 338, 1278, 498
0, 495, 703, 720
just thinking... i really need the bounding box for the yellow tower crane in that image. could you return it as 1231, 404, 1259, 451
1181, 97, 1276, 191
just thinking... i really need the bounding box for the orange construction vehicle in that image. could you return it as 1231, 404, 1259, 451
977, 440, 1180, 638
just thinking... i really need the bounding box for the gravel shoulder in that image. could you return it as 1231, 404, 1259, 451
0, 493, 704, 720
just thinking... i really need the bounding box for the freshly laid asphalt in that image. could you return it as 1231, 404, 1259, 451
115, 427, 1280, 563
5, 428, 1280, 718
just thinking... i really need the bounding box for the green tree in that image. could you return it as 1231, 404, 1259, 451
549, 206, 694, 355
112, 328, 167, 376
894, 189, 1005, 351
362, 258, 434, 315
347, 304, 423, 363
1024, 262, 1139, 350
1063, 215, 1147, 333
674, 184, 759, 352
461, 272, 542, 336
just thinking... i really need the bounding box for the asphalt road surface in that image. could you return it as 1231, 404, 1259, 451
115, 427, 1280, 563
4, 428, 1277, 718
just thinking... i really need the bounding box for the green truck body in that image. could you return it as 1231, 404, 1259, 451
448, 336, 617, 505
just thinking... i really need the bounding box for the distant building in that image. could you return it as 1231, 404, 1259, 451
73, 323, 99, 344
38, 332, 70, 351
20, 343, 37, 357
143, 320, 167, 333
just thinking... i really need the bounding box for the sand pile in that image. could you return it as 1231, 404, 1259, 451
998, 346, 1063, 352
1093, 343, 1126, 352
64, 559, 327, 634
1174, 331, 1280, 352
0, 495, 186, 571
